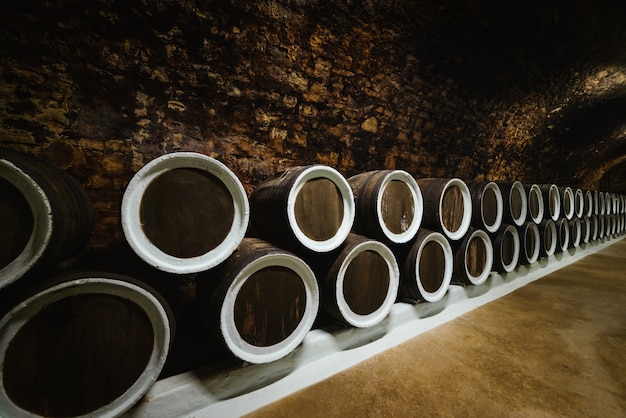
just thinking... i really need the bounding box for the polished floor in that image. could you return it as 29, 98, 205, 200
247, 238, 626, 417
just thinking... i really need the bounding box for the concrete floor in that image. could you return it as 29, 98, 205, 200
247, 238, 626, 417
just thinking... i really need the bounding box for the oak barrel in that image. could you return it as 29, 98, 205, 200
0, 272, 173, 418
518, 221, 540, 265
574, 188, 584, 219
559, 187, 575, 220
598, 192, 606, 216
491, 224, 520, 273
567, 217, 579, 246
452, 228, 493, 286
250, 165, 355, 253
0, 149, 94, 290
196, 238, 319, 364
581, 216, 591, 244
539, 184, 561, 222
589, 215, 599, 241
348, 170, 423, 244
121, 152, 249, 274
556, 218, 570, 252
466, 181, 503, 233
415, 178, 472, 241
525, 184, 544, 224
314, 233, 399, 328
538, 219, 558, 257
397, 229, 453, 303
583, 190, 594, 218
597, 215, 606, 239
497, 181, 528, 227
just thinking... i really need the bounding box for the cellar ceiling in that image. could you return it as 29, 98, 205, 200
1, 0, 626, 248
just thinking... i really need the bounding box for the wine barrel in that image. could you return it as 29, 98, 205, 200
348, 170, 423, 244
525, 184, 544, 224
599, 191, 605, 216
568, 217, 582, 248
518, 222, 540, 265
539, 184, 561, 222
466, 181, 503, 233
581, 216, 591, 244
250, 165, 355, 253
121, 152, 249, 274
538, 219, 558, 257
591, 190, 600, 216
583, 190, 594, 218
0, 272, 173, 418
556, 218, 570, 253
397, 229, 453, 303
606, 193, 614, 216
314, 234, 399, 328
559, 187, 575, 220
497, 181, 528, 227
589, 215, 599, 241
491, 224, 520, 273
597, 215, 606, 239
415, 178, 472, 241
574, 188, 585, 219
196, 238, 319, 364
452, 228, 493, 286
0, 149, 94, 290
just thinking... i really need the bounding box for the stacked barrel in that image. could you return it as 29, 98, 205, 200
2, 149, 626, 417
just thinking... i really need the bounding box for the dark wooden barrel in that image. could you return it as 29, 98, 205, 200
121, 152, 249, 274
348, 170, 423, 244
312, 233, 399, 328
466, 181, 503, 233
556, 218, 570, 252
538, 219, 557, 257
597, 215, 606, 239
592, 190, 600, 216
250, 165, 355, 253
559, 187, 575, 220
589, 215, 599, 241
598, 192, 606, 216
496, 181, 528, 227
196, 238, 318, 364
397, 229, 453, 303
606, 193, 614, 216
581, 216, 591, 244
518, 221, 540, 265
584, 190, 594, 218
0, 149, 94, 290
452, 228, 493, 286
0, 272, 173, 418
415, 178, 472, 241
525, 184, 544, 224
539, 184, 561, 221
491, 224, 520, 273
574, 189, 584, 219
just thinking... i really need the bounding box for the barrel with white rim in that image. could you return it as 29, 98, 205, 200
0, 149, 94, 290
314, 233, 399, 328
415, 178, 472, 241
196, 238, 318, 364
559, 186, 575, 220
348, 170, 423, 244
452, 228, 493, 286
574, 189, 584, 219
538, 219, 558, 257
121, 152, 249, 274
556, 218, 570, 252
518, 221, 540, 265
466, 181, 503, 233
250, 165, 355, 253
581, 216, 591, 244
525, 184, 544, 224
397, 229, 453, 303
0, 272, 173, 418
491, 224, 520, 273
497, 181, 528, 227
539, 184, 561, 221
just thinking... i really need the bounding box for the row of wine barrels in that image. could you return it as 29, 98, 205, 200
0, 273, 173, 418
417, 178, 472, 241
539, 219, 558, 257
0, 149, 94, 290
491, 224, 521, 273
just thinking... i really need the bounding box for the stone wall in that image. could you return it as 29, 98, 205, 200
1, 0, 625, 249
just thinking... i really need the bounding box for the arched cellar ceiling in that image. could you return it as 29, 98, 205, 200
1, 0, 626, 248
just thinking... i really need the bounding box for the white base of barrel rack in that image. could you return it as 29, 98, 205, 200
125, 236, 624, 418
